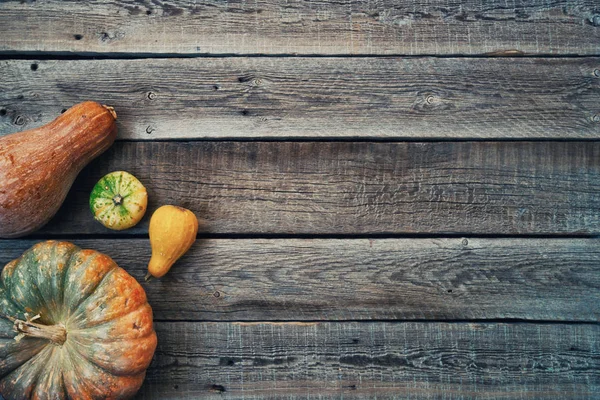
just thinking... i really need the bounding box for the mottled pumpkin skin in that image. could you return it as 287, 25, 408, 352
90, 171, 148, 231
0, 241, 157, 400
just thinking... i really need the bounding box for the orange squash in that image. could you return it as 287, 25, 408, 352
0, 241, 157, 399
0, 102, 117, 238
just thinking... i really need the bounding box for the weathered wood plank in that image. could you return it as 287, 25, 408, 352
1, 238, 599, 321
21, 141, 600, 236
136, 321, 600, 399
1, 58, 599, 139
0, 1, 599, 55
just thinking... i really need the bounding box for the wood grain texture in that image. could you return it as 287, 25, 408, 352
134, 321, 600, 399
2, 238, 599, 322
0, 0, 599, 55
1, 58, 599, 139
19, 141, 600, 236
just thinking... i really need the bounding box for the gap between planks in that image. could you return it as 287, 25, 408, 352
0, 52, 596, 60
151, 319, 600, 326
10, 233, 600, 241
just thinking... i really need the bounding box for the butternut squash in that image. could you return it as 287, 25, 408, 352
146, 205, 199, 280
0, 102, 117, 238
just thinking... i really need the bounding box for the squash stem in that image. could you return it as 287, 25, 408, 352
12, 315, 67, 346
102, 105, 118, 120
144, 272, 154, 282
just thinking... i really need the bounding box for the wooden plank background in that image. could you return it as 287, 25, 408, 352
29, 141, 600, 236
1, 58, 599, 139
2, 238, 599, 322
1, 0, 600, 398
0, 0, 599, 55
138, 321, 600, 399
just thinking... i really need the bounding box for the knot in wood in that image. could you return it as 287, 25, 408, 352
14, 115, 25, 126
99, 31, 124, 43
237, 75, 263, 86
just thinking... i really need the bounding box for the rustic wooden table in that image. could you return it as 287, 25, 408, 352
1, 1, 599, 399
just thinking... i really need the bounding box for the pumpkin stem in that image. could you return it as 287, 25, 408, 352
12, 314, 67, 346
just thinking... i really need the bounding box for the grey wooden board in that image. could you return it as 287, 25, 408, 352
0, 1, 599, 56
135, 321, 600, 399
1, 58, 599, 140
19, 141, 600, 236
2, 238, 599, 322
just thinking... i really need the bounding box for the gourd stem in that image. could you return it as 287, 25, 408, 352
144, 272, 153, 282
12, 317, 67, 346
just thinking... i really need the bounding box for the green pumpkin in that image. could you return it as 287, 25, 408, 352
89, 171, 148, 231
0, 241, 156, 399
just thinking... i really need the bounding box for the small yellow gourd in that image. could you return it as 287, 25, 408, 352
145, 205, 199, 280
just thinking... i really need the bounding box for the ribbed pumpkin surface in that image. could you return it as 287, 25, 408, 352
0, 241, 157, 400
